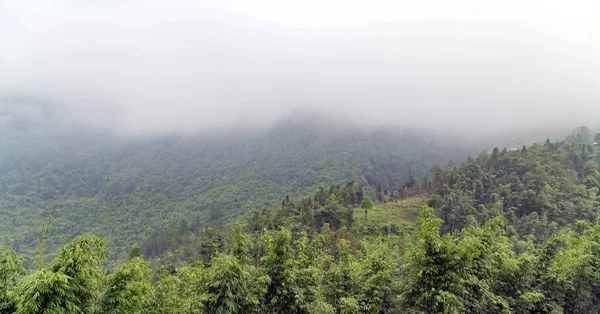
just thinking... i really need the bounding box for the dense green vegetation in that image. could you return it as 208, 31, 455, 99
2, 131, 600, 313
428, 133, 600, 240
0, 104, 469, 263
3, 102, 600, 312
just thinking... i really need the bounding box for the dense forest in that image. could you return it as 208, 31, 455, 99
1, 128, 600, 313
0, 102, 470, 263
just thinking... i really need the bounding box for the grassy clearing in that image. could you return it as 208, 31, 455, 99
353, 196, 426, 230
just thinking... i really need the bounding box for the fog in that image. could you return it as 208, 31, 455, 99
1, 0, 599, 136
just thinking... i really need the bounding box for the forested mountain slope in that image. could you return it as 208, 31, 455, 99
2, 136, 600, 313
0, 102, 470, 263
142, 133, 600, 266
427, 137, 600, 240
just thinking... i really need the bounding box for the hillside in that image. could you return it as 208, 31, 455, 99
3, 132, 600, 313
146, 132, 600, 268
133, 135, 600, 313
427, 136, 600, 240
0, 102, 471, 263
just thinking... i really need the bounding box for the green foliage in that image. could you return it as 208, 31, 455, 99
99, 257, 153, 314
428, 139, 600, 241
402, 206, 464, 313
147, 265, 182, 314
402, 207, 521, 313
567, 126, 592, 143
202, 253, 256, 314
229, 222, 252, 265
15, 235, 105, 314
260, 229, 299, 313
128, 246, 142, 260
7, 193, 600, 313
0, 245, 26, 312
360, 240, 401, 313
540, 222, 600, 313
14, 269, 72, 314
360, 196, 373, 220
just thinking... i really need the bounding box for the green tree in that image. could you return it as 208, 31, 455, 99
360, 196, 374, 220
175, 266, 207, 314
294, 231, 330, 313
406, 176, 417, 197
567, 126, 592, 143
401, 206, 463, 313
0, 245, 25, 312
148, 265, 181, 314
15, 235, 105, 314
342, 180, 357, 206
315, 194, 349, 230
422, 175, 431, 193
541, 221, 600, 313
260, 229, 299, 313
360, 240, 401, 313
128, 245, 142, 260
202, 253, 257, 314
324, 239, 362, 313
454, 218, 512, 313
229, 222, 252, 265
99, 257, 153, 314
376, 184, 383, 202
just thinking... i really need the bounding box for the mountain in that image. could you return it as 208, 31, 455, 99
3, 105, 600, 313
0, 102, 472, 263
4, 136, 599, 314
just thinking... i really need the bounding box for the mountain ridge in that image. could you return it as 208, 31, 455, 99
0, 106, 471, 263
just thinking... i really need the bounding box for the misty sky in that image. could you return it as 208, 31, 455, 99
1, 0, 599, 135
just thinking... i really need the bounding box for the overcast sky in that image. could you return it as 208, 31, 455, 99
1, 0, 598, 135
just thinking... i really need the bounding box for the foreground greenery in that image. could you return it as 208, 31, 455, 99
4, 203, 600, 313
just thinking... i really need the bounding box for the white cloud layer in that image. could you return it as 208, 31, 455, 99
1, 0, 598, 134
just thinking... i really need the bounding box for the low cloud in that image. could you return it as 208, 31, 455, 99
1, 0, 598, 135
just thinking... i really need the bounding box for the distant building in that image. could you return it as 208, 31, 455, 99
507, 147, 519, 152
